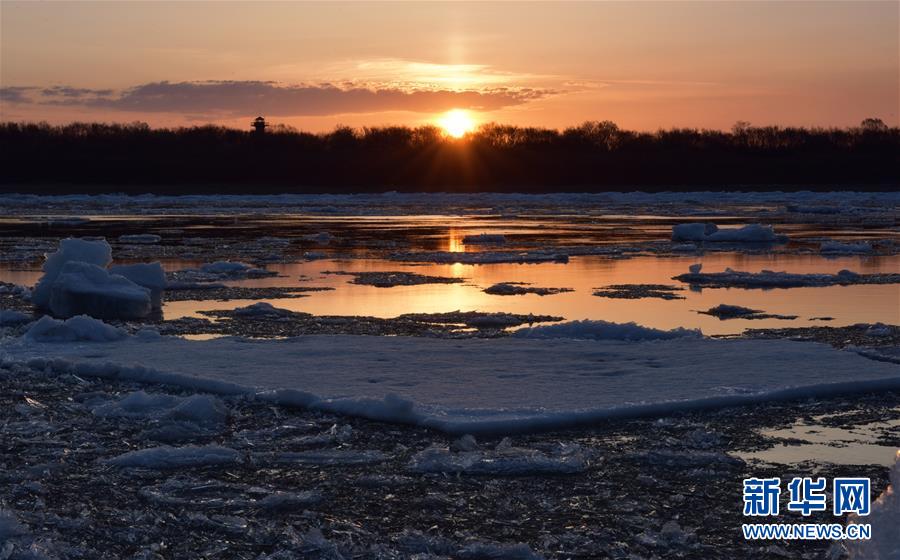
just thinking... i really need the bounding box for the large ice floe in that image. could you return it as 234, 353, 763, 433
31, 238, 165, 319
671, 223, 785, 243
4, 322, 899, 436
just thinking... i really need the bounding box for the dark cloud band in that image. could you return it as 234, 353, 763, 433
3, 81, 551, 116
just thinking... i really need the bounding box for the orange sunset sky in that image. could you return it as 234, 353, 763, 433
1, 1, 897, 132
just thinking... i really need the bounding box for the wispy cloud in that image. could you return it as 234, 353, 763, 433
3, 80, 554, 117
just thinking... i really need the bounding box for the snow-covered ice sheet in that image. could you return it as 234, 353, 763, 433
3, 334, 899, 435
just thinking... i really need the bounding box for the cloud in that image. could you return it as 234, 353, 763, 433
0, 86, 36, 104
5, 80, 554, 117
41, 86, 114, 98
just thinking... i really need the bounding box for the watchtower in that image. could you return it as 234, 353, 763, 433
251, 116, 268, 134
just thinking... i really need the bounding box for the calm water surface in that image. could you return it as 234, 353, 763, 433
1, 214, 896, 336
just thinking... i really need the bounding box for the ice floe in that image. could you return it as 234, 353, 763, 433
92, 390, 227, 426
167, 261, 276, 287
698, 304, 797, 321
592, 284, 685, 300
513, 320, 701, 340
391, 250, 569, 265
325, 270, 464, 287
484, 282, 572, 296
674, 266, 900, 289
671, 223, 785, 243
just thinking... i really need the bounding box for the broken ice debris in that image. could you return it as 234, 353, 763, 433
408, 443, 588, 475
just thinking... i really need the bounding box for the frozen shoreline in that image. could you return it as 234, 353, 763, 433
4, 332, 898, 435
1, 190, 897, 216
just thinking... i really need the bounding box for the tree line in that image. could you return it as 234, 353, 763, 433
0, 119, 896, 193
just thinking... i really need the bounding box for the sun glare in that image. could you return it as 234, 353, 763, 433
438, 109, 476, 138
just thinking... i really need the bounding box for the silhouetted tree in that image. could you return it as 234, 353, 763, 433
0, 120, 896, 193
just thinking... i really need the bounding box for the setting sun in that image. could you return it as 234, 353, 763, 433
438, 109, 476, 138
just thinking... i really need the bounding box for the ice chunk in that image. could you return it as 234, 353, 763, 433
514, 319, 701, 341
705, 224, 780, 242
231, 302, 296, 317
32, 237, 112, 308
24, 315, 127, 342
92, 391, 227, 425
0, 309, 30, 326
46, 261, 151, 319
846, 451, 899, 559
106, 445, 241, 469
672, 223, 718, 242
672, 223, 782, 243
108, 262, 166, 308
117, 234, 161, 244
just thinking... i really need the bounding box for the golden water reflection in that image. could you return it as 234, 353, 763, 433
163, 253, 900, 336
3, 253, 897, 336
